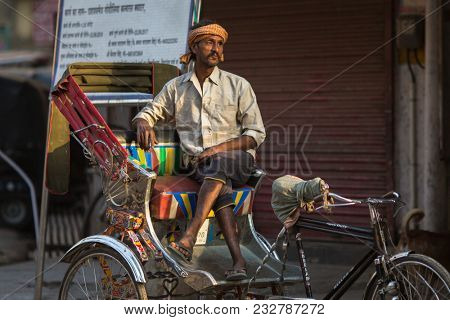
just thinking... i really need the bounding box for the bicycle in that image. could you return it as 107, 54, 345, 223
247, 191, 450, 300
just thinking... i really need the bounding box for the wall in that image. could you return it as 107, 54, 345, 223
394, 0, 449, 232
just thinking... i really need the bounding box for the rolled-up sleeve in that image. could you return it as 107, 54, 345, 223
132, 81, 175, 127
238, 82, 266, 148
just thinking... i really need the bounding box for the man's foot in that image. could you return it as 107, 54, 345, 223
225, 259, 247, 281
168, 241, 193, 262
225, 267, 247, 281
168, 235, 196, 261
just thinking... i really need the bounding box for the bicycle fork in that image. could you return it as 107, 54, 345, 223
295, 232, 313, 299
374, 256, 399, 300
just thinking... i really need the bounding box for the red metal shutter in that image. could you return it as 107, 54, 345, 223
202, 0, 393, 238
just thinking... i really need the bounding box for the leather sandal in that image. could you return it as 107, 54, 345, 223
168, 241, 193, 262
225, 268, 247, 281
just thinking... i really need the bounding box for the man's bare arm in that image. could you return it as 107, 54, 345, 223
214, 135, 257, 152
197, 136, 256, 162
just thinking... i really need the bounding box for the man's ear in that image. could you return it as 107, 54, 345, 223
191, 43, 199, 55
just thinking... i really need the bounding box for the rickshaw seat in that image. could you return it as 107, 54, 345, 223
151, 176, 256, 220
115, 130, 261, 220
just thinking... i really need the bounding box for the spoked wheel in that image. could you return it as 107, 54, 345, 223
364, 254, 450, 300
59, 247, 147, 300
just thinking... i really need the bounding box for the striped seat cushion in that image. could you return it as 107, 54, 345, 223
150, 176, 255, 220
123, 142, 181, 176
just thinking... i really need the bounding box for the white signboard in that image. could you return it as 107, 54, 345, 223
53, 0, 194, 85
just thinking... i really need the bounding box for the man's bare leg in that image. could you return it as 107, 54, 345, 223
215, 206, 246, 271
176, 179, 223, 251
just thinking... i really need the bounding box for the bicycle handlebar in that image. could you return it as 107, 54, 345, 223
313, 191, 403, 211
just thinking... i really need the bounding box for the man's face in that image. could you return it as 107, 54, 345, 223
192, 35, 224, 67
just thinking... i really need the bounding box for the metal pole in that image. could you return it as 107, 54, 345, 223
34, 92, 52, 299
424, 0, 446, 232
34, 178, 49, 300
34, 0, 63, 300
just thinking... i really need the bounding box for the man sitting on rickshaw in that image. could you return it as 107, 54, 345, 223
133, 20, 266, 281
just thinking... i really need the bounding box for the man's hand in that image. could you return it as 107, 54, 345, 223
197, 146, 220, 163
135, 118, 158, 150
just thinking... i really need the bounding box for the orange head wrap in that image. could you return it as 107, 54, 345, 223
180, 23, 228, 65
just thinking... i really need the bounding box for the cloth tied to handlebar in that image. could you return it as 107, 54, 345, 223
271, 175, 330, 228
180, 23, 229, 64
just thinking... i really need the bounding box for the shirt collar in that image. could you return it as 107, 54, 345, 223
208, 66, 220, 85
181, 71, 193, 83
181, 66, 221, 85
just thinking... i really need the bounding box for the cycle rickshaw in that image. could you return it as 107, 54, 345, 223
51, 62, 450, 300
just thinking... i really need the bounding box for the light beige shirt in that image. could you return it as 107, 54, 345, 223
133, 66, 266, 160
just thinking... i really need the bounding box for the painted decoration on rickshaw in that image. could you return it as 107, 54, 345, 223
165, 220, 182, 243
232, 188, 253, 216
138, 229, 163, 259
153, 145, 181, 176
106, 208, 144, 230
127, 230, 149, 261
150, 187, 255, 220
124, 144, 159, 171
124, 143, 180, 175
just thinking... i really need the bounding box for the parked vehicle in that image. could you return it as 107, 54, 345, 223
52, 68, 450, 300
0, 74, 48, 228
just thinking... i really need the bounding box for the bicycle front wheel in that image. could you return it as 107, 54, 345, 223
364, 253, 450, 300
59, 247, 147, 300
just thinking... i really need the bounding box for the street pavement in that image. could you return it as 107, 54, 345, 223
0, 257, 373, 300
0, 230, 374, 300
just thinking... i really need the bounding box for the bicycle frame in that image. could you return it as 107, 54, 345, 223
292, 192, 399, 299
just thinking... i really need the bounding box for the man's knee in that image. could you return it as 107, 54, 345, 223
213, 192, 234, 212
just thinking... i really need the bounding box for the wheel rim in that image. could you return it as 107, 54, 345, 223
371, 260, 450, 300
1, 200, 27, 225
61, 251, 141, 300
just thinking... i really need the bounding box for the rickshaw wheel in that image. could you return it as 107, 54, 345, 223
59, 247, 147, 300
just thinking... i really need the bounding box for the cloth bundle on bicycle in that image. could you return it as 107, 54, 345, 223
271, 175, 330, 228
